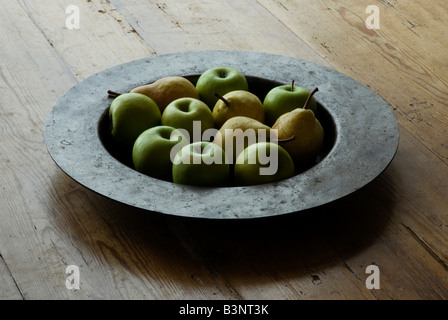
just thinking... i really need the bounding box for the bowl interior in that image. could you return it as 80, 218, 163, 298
98, 75, 337, 184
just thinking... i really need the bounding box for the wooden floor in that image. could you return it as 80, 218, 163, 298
1, 0, 447, 300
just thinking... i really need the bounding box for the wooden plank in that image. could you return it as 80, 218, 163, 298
178, 162, 448, 299
106, 0, 448, 299
324, 166, 448, 299
258, 0, 448, 161
0, 0, 231, 299
1, 0, 342, 300
99, 0, 448, 299
0, 3, 68, 300
257, 0, 448, 296
1, 0, 447, 300
17, 0, 155, 80
0, 255, 22, 300
110, 0, 330, 66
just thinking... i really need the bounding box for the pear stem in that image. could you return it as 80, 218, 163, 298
273, 135, 296, 143
214, 92, 231, 108
291, 80, 295, 92
303, 87, 319, 110
108, 90, 122, 98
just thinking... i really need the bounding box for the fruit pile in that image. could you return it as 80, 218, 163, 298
107, 67, 324, 187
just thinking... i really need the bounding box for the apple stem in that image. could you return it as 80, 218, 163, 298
303, 87, 318, 110
108, 90, 122, 98
291, 80, 295, 92
214, 92, 231, 108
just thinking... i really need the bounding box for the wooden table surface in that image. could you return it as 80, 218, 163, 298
1, 0, 447, 301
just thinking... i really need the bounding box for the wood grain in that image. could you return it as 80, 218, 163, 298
258, 0, 448, 159
17, 0, 155, 80
110, 0, 329, 65
0, 0, 447, 300
0, 255, 22, 300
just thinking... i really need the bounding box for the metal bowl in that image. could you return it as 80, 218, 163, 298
44, 51, 399, 219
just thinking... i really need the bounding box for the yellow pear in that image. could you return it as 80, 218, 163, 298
131, 76, 199, 113
272, 88, 324, 164
213, 116, 275, 164
212, 90, 264, 128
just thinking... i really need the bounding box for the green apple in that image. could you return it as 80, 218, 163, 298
263, 81, 317, 126
161, 97, 215, 142
234, 142, 295, 186
132, 126, 189, 181
196, 67, 249, 109
109, 92, 161, 149
172, 141, 230, 187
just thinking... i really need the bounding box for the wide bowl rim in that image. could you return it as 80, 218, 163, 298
44, 50, 400, 219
